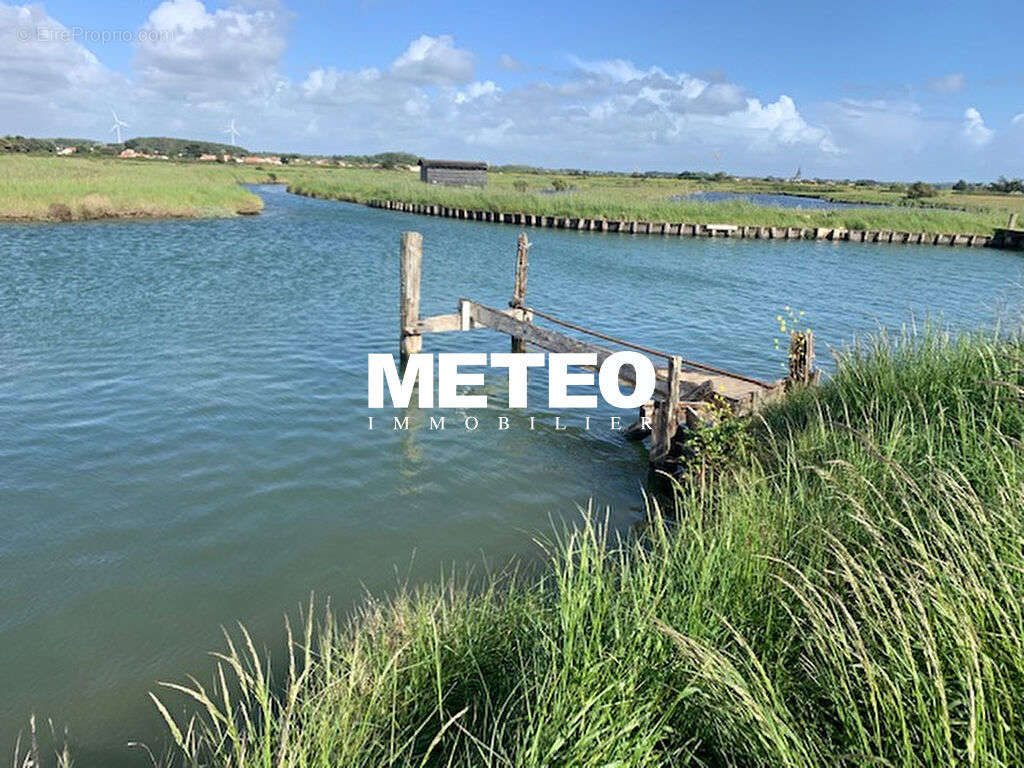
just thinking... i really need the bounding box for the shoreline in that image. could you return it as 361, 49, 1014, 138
0, 207, 261, 224
342, 194, 1001, 249
0, 176, 1011, 252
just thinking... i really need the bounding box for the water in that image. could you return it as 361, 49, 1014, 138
677, 191, 882, 209
1, 185, 1021, 764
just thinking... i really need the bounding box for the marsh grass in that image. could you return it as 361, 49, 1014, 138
150, 328, 1024, 767
11, 716, 71, 768
0, 156, 266, 221
3, 157, 1018, 232
285, 167, 1014, 235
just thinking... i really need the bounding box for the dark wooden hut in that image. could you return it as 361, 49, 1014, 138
418, 159, 487, 187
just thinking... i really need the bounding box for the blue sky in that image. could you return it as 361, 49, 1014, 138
3, 0, 1022, 179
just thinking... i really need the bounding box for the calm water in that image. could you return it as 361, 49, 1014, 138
1, 186, 1021, 764
678, 191, 880, 209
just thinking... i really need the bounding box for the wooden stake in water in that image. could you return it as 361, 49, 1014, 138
510, 233, 531, 353
650, 355, 682, 464
400, 231, 422, 358
787, 330, 816, 386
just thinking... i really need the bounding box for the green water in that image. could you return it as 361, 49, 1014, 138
1, 185, 1021, 764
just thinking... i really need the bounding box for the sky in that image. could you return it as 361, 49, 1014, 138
2, 0, 1022, 180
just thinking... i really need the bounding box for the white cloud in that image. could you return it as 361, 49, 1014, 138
455, 80, 498, 103
928, 73, 966, 93
498, 53, 525, 71
1013, 113, 1024, 126
0, 3, 124, 135
136, 0, 288, 104
390, 34, 474, 84
570, 56, 650, 83
556, 56, 838, 156
961, 106, 994, 146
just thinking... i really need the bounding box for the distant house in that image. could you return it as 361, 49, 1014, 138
55, 146, 76, 155
119, 148, 141, 158
242, 155, 283, 165
198, 153, 218, 161
418, 159, 487, 187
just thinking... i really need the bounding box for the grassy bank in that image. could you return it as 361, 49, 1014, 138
285, 167, 1017, 235
4, 156, 1019, 233
0, 156, 266, 221
151, 328, 1024, 767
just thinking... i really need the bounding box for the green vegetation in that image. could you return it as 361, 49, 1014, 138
334, 151, 420, 168
123, 136, 246, 157
284, 166, 1022, 235
0, 135, 112, 153
152, 329, 1024, 767
3, 146, 1022, 230
0, 155, 266, 221
906, 180, 939, 199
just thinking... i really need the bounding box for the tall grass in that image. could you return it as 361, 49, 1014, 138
0, 156, 266, 221
153, 329, 1024, 767
285, 167, 1011, 235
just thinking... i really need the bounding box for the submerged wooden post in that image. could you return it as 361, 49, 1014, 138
787, 330, 816, 387
400, 231, 423, 358
650, 356, 682, 464
510, 233, 531, 352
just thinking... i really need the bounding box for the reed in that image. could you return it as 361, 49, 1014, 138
284, 167, 1014, 235
0, 156, 265, 221
149, 328, 1024, 767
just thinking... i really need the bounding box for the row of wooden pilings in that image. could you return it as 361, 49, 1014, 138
368, 199, 994, 248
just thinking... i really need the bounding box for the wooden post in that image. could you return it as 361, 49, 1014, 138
650, 356, 682, 464
510, 233, 531, 352
787, 330, 816, 387
400, 231, 422, 358
1009, 213, 1019, 229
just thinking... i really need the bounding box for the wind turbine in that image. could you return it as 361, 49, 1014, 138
110, 110, 128, 144
224, 118, 241, 146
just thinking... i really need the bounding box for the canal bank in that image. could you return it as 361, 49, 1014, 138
357, 196, 1005, 248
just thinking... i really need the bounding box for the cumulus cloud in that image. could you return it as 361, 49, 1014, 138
455, 80, 499, 103
962, 106, 994, 146
928, 73, 966, 93
1013, 113, 1024, 126
390, 34, 474, 84
559, 56, 839, 155
136, 0, 288, 104
285, 47, 842, 168
0, 3, 126, 135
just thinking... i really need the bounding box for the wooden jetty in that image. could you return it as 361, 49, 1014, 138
398, 231, 815, 465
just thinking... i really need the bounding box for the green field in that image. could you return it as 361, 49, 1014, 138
0, 155, 266, 221
285, 166, 1023, 235
144, 329, 1024, 768
3, 155, 1021, 234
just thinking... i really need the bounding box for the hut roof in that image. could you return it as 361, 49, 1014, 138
418, 159, 488, 170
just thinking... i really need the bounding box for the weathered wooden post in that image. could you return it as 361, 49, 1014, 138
510, 232, 531, 352
1008, 213, 1019, 229
399, 231, 422, 358
787, 330, 817, 387
650, 356, 682, 464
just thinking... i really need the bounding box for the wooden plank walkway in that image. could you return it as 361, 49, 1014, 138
398, 232, 811, 465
